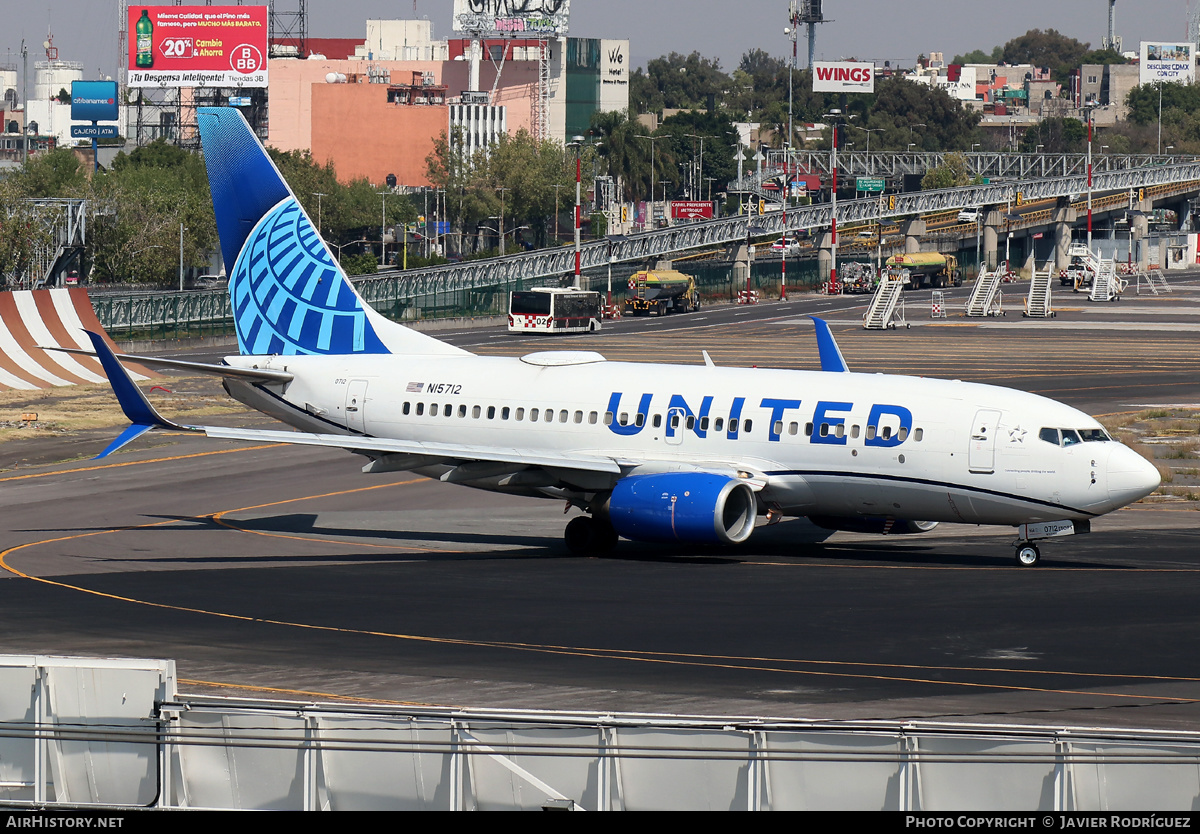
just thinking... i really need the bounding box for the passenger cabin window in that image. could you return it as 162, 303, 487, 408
416, 403, 425, 416
403, 402, 411, 415
743, 419, 753, 434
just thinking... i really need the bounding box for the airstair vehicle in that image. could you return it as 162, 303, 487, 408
1089, 257, 1127, 302
965, 267, 1004, 317
1023, 263, 1055, 318
863, 274, 907, 329
1136, 268, 1171, 295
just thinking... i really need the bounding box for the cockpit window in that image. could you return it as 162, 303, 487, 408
1040, 427, 1111, 446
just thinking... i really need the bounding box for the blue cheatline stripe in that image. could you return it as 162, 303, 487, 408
764, 468, 1095, 517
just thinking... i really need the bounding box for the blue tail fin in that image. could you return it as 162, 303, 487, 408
197, 107, 464, 357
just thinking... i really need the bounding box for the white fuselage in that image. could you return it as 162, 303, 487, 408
225, 351, 1158, 526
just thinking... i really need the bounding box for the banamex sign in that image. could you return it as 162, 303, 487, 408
813, 62, 875, 93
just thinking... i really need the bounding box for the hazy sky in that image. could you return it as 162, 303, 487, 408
3, 1, 1195, 83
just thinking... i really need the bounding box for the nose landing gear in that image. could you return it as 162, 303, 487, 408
1015, 542, 1041, 567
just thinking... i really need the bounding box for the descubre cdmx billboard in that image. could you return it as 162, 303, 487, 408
127, 5, 268, 88
1140, 41, 1196, 84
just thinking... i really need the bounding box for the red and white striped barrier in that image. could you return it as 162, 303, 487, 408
0, 288, 154, 390
737, 290, 760, 304
602, 304, 622, 319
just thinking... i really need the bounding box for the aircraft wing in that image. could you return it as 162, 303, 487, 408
82, 331, 620, 474
197, 425, 622, 473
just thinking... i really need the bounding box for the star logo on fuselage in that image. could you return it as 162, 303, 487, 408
1009, 426, 1027, 443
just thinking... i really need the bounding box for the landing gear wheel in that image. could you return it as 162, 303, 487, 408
1015, 543, 1041, 567
564, 516, 619, 556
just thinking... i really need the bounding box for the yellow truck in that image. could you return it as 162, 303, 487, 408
885, 253, 962, 289
624, 269, 699, 316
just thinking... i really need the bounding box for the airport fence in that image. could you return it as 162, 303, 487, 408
5, 654, 1200, 811
87, 258, 830, 338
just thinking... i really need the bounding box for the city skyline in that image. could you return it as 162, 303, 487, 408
3, 1, 1194, 88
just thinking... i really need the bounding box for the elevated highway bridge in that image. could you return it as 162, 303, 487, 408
355, 158, 1200, 309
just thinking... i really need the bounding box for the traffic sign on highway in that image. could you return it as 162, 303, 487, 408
856, 177, 885, 192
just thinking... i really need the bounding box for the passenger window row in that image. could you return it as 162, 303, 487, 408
397, 400, 924, 443
401, 401, 599, 425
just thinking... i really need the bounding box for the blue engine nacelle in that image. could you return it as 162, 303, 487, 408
607, 472, 758, 545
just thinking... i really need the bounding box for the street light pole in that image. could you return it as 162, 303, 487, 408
377, 190, 388, 266
635, 134, 659, 230
312, 192, 327, 239
1084, 101, 1097, 253
568, 136, 585, 289
178, 223, 186, 292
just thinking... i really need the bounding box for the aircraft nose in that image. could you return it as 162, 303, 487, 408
1107, 445, 1161, 507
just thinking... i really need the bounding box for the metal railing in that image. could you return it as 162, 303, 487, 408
8, 654, 1200, 811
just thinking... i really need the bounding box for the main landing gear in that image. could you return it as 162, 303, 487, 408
1014, 542, 1041, 567
565, 515, 619, 556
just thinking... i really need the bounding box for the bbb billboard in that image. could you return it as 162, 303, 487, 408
71, 81, 119, 123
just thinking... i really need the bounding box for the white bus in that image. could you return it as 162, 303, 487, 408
508, 287, 602, 333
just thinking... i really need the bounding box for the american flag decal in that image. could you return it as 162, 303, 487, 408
406, 382, 424, 393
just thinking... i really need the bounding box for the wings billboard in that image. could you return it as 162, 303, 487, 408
127, 5, 268, 88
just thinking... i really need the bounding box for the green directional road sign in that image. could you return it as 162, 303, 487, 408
856, 177, 885, 192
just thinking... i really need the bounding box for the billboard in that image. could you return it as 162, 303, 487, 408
812, 61, 875, 93
1140, 42, 1196, 84
670, 201, 714, 220
452, 0, 570, 36
127, 6, 268, 88
71, 81, 119, 122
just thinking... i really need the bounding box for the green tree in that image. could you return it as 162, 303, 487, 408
1002, 28, 1089, 84
629, 51, 732, 115
951, 46, 1003, 65
1018, 117, 1086, 153
0, 183, 52, 287
89, 139, 217, 284
590, 110, 676, 203
7, 148, 88, 198
858, 76, 982, 151
921, 152, 971, 189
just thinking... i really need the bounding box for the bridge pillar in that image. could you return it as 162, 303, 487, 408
1131, 213, 1150, 270
817, 232, 833, 282
1052, 197, 1077, 269
732, 243, 751, 294
983, 210, 1002, 270
901, 218, 926, 254
1023, 233, 1038, 273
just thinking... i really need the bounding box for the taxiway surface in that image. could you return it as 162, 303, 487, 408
2, 278, 1198, 728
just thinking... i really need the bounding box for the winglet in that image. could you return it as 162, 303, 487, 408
85, 331, 185, 458
810, 317, 849, 372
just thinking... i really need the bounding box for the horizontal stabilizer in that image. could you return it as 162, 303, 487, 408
43, 346, 293, 384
